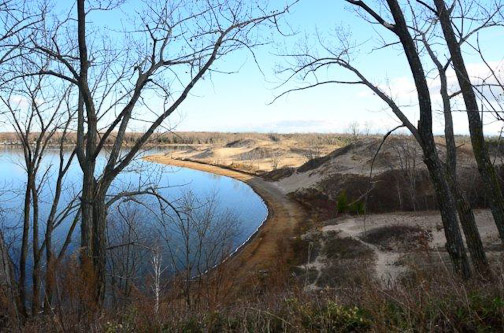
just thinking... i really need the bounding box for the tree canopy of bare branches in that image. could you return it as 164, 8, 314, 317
274, 0, 504, 278
5, 0, 296, 306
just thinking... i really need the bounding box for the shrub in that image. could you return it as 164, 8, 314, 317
336, 190, 348, 213
336, 190, 366, 215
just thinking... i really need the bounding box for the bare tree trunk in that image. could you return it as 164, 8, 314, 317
421, 33, 490, 273
385, 0, 471, 277
423, 148, 471, 277
19, 170, 33, 317
439, 56, 489, 274
76, 0, 107, 305
92, 190, 108, 306
449, 178, 489, 273
433, 0, 504, 242
80, 166, 98, 307
31, 183, 41, 315
0, 232, 20, 325
44, 183, 59, 311
44, 145, 77, 310
80, 170, 95, 261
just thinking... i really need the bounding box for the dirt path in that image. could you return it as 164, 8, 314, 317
322, 220, 407, 285
144, 155, 307, 284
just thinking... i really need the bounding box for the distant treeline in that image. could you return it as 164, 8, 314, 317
0, 131, 373, 146
2, 131, 502, 150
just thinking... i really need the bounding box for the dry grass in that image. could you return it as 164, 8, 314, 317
4, 254, 504, 332
360, 225, 432, 252
4, 133, 504, 331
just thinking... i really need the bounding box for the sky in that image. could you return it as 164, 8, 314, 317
156, 0, 504, 135
5, 0, 504, 135
170, 0, 412, 134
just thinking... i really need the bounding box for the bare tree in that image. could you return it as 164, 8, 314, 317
302, 137, 323, 161
428, 0, 504, 245
1, 74, 79, 316
150, 243, 164, 317
157, 191, 239, 310
387, 137, 421, 211
0, 3, 46, 317
347, 121, 361, 139
19, 0, 296, 304
0, 0, 41, 69
271, 150, 281, 170
466, 33, 504, 124
0, 228, 19, 325
276, 0, 472, 277
409, 4, 491, 274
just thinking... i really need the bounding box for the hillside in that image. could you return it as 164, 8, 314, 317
157, 135, 504, 288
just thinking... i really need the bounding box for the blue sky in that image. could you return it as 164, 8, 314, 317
11, 0, 504, 135
152, 0, 503, 135
171, 0, 402, 134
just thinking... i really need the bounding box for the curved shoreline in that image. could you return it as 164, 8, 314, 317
144, 155, 307, 283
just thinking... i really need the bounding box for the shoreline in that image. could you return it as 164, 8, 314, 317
144, 155, 307, 284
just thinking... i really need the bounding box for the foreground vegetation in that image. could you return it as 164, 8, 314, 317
2, 236, 503, 332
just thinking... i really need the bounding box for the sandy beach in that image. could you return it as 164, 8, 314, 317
144, 155, 308, 284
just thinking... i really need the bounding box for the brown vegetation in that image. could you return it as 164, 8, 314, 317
1, 135, 504, 331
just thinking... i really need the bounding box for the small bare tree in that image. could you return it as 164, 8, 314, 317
1, 74, 80, 316
387, 138, 421, 211
271, 150, 281, 170
347, 121, 361, 139
150, 244, 164, 317
157, 191, 239, 310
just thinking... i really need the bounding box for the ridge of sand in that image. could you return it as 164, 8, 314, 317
144, 155, 307, 283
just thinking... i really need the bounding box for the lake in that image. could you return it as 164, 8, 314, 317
0, 146, 268, 280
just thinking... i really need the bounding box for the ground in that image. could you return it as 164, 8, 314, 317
161, 133, 346, 174
145, 134, 504, 291
317, 210, 500, 287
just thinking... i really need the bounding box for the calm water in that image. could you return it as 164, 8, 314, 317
0, 146, 267, 276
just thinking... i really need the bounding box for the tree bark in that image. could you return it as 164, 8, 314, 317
92, 190, 108, 306
433, 0, 504, 242
19, 169, 33, 317
439, 58, 489, 275
77, 0, 102, 304
423, 148, 472, 277
31, 183, 41, 315
449, 177, 489, 274
386, 0, 471, 277
422, 34, 490, 274
0, 232, 20, 324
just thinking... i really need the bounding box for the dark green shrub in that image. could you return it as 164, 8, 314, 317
336, 190, 348, 213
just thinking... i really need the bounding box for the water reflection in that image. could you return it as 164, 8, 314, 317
0, 146, 267, 280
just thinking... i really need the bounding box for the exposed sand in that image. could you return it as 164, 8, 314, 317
144, 155, 308, 284
145, 136, 503, 288
322, 210, 501, 284
163, 137, 340, 174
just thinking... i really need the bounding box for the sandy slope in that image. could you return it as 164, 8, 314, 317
145, 137, 503, 287
321, 210, 500, 284
163, 136, 341, 174
144, 155, 307, 283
